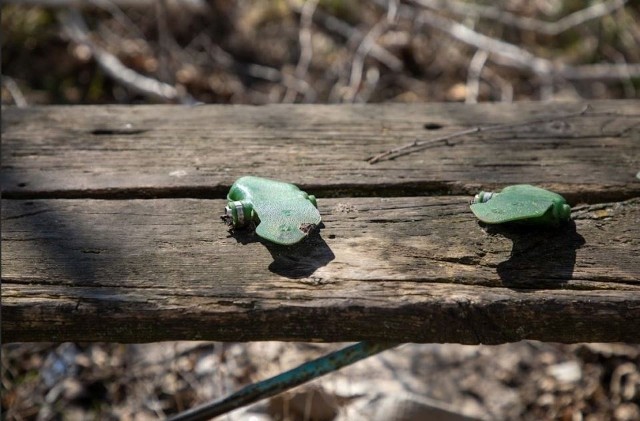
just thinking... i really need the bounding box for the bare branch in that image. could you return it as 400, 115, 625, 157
612, 52, 638, 98
401, 5, 640, 81
345, 19, 390, 102
482, 67, 513, 103
465, 50, 488, 104
156, 0, 175, 85
87, 0, 146, 40
58, 9, 190, 103
1, 75, 28, 107
558, 63, 640, 80
356, 66, 381, 103
303, 6, 403, 72
414, 8, 554, 75
409, 0, 628, 36
284, 0, 319, 103
387, 0, 399, 23
193, 35, 314, 101
5, 0, 208, 12
367, 105, 591, 164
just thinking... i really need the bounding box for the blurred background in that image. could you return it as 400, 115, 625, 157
2, 1, 640, 420
2, 0, 639, 106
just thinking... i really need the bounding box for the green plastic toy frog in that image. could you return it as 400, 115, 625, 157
223, 176, 321, 245
471, 184, 571, 225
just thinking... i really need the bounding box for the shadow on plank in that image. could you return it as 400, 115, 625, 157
485, 221, 585, 289
227, 223, 335, 279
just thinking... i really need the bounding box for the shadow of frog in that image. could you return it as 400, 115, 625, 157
228, 223, 335, 279
485, 221, 585, 289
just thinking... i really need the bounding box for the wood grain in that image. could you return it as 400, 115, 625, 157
2, 101, 639, 203
3, 197, 639, 343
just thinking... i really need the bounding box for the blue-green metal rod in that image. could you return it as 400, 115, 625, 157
167, 341, 398, 421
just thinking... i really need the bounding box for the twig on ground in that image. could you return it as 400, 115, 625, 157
387, 0, 399, 23
281, 75, 316, 103
191, 34, 314, 101
370, 0, 640, 83
482, 67, 513, 103
344, 18, 390, 102
465, 50, 488, 104
191, 34, 269, 78
156, 0, 175, 86
1, 75, 28, 107
610, 51, 637, 98
355, 66, 381, 103
407, 5, 640, 81
367, 105, 591, 164
58, 9, 192, 103
413, 7, 554, 75
87, 0, 146, 40
304, 6, 403, 72
284, 0, 319, 103
557, 63, 640, 80
409, 0, 628, 36
6, 0, 208, 12
539, 74, 554, 101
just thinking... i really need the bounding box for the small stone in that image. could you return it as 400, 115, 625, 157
614, 403, 640, 421
547, 361, 582, 384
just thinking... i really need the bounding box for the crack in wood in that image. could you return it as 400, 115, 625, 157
2, 185, 639, 205
2, 209, 52, 220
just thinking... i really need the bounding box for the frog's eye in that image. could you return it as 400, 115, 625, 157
223, 200, 251, 227
472, 191, 494, 204
470, 185, 570, 225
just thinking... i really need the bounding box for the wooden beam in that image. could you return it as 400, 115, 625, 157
3, 102, 638, 343
3, 197, 638, 343
2, 101, 639, 203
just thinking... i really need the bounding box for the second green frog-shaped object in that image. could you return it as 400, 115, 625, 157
223, 176, 321, 245
470, 184, 571, 225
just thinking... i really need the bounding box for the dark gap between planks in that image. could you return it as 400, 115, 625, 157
2, 182, 640, 205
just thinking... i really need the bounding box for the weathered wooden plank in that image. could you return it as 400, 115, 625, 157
3, 197, 638, 343
2, 101, 639, 202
